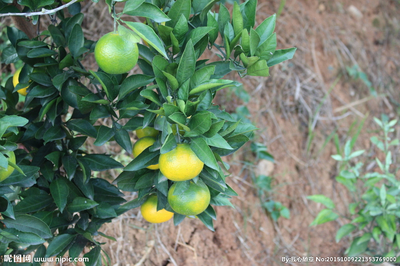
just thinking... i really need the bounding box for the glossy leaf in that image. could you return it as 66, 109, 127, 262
190, 137, 219, 171
46, 234, 76, 257
2, 214, 52, 239
125, 21, 168, 58
79, 154, 123, 171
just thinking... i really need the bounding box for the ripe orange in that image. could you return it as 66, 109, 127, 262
133, 137, 158, 170
136, 127, 159, 139
168, 181, 210, 216
94, 32, 138, 75
159, 144, 204, 181
0, 151, 16, 182
13, 68, 29, 96
141, 195, 174, 223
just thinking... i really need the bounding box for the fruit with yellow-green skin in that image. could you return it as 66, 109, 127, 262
141, 195, 174, 223
168, 181, 210, 216
159, 143, 204, 181
94, 32, 138, 75
13, 68, 29, 96
0, 151, 16, 182
136, 127, 159, 139
132, 137, 158, 170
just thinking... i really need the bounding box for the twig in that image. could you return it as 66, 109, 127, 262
134, 240, 155, 266
333, 95, 384, 113
155, 225, 178, 266
0, 0, 78, 17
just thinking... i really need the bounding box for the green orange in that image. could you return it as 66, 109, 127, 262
168, 181, 210, 216
136, 127, 159, 139
133, 137, 158, 170
141, 195, 174, 223
94, 32, 138, 75
0, 151, 16, 182
159, 144, 204, 181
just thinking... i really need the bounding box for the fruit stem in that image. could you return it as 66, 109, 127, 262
175, 124, 181, 143
112, 0, 117, 33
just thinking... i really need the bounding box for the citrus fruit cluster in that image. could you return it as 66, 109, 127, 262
134, 127, 211, 224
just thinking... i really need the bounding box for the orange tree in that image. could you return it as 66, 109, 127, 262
0, 0, 295, 263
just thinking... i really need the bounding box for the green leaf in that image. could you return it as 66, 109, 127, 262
357, 233, 372, 245
124, 2, 170, 23
247, 59, 269, 77
380, 184, 386, 206
166, 0, 191, 27
232, 2, 243, 37
176, 39, 196, 86
119, 197, 147, 211
69, 24, 85, 58
197, 211, 214, 231
190, 137, 219, 171
256, 33, 276, 60
2, 214, 52, 239
49, 25, 66, 47
184, 111, 212, 137
114, 129, 133, 154
204, 134, 233, 150
187, 27, 214, 47
163, 71, 179, 91
14, 193, 53, 213
46, 234, 76, 258
124, 21, 168, 58
49, 178, 69, 213
307, 195, 335, 209
218, 4, 230, 38
67, 197, 99, 212
310, 209, 338, 226
173, 213, 185, 226
189, 79, 233, 95
122, 0, 145, 13
210, 194, 234, 208
81, 93, 109, 104
173, 15, 189, 42
27, 48, 57, 58
79, 154, 123, 171
2, 228, 45, 245
124, 148, 159, 171
255, 13, 276, 44
43, 126, 66, 144
267, 48, 297, 67
345, 237, 368, 257
206, 12, 218, 44
66, 120, 97, 138
249, 29, 260, 56
373, 227, 382, 243
190, 65, 215, 89
242, 0, 257, 30
135, 172, 155, 189
83, 246, 102, 266
140, 89, 162, 106
335, 224, 356, 243
172, 180, 190, 196
95, 202, 118, 219
94, 126, 115, 146
160, 133, 177, 154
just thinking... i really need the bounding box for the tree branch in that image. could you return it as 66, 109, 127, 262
0, 0, 78, 17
